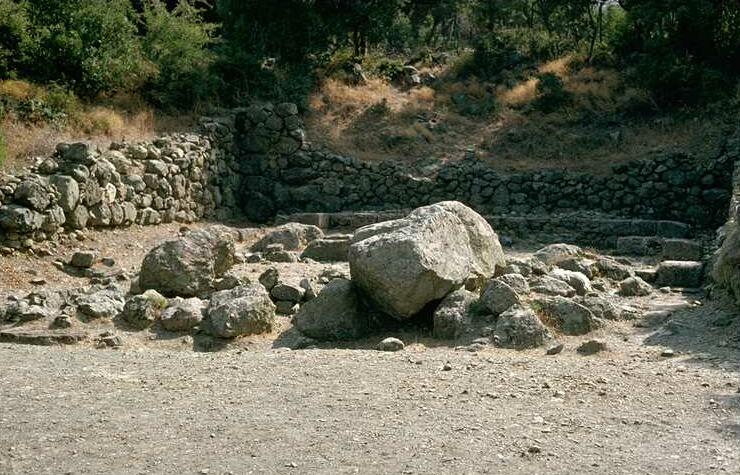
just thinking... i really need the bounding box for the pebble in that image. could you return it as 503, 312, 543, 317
546, 343, 564, 355
442, 362, 453, 371
661, 349, 676, 357
377, 337, 405, 352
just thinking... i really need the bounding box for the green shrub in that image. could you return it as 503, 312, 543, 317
0, 0, 33, 78
534, 73, 570, 112
141, 0, 218, 109
23, 0, 147, 97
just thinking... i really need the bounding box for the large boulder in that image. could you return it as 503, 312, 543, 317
432, 288, 477, 339
49, 175, 80, 213
206, 284, 276, 338
293, 279, 367, 340
139, 226, 236, 297
349, 202, 503, 319
251, 223, 324, 252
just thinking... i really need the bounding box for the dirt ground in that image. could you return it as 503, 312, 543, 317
1, 224, 740, 474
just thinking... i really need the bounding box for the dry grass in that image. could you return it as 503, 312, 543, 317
304, 55, 732, 174
0, 82, 194, 171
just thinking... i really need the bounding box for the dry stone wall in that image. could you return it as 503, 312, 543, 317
240, 123, 735, 229
0, 100, 735, 250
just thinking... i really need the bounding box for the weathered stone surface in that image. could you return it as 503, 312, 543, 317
533, 244, 582, 265
121, 290, 168, 330
258, 268, 279, 291
293, 279, 367, 341
655, 261, 704, 288
206, 284, 276, 338
14, 176, 51, 211
662, 239, 703, 261
577, 339, 607, 355
595, 257, 632, 281
251, 223, 324, 252
301, 236, 351, 262
575, 295, 622, 320
70, 251, 98, 268
159, 297, 205, 332
377, 337, 404, 352
50, 175, 80, 213
480, 279, 521, 316
139, 226, 236, 297
532, 296, 595, 335
349, 202, 500, 319
619, 276, 653, 296
494, 306, 550, 349
76, 287, 125, 319
530, 276, 576, 297
432, 288, 476, 339
550, 268, 592, 296
271, 283, 305, 303
713, 224, 740, 304
0, 205, 43, 233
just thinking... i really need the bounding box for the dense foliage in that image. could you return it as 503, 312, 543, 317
0, 0, 737, 109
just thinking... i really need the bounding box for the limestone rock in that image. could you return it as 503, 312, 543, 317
655, 261, 704, 288
121, 290, 168, 330
139, 226, 236, 297
159, 297, 205, 332
432, 288, 477, 339
532, 296, 595, 335
206, 284, 276, 338
76, 287, 125, 319
293, 279, 367, 341
530, 276, 576, 297
251, 223, 324, 252
349, 202, 501, 319
533, 243, 583, 265
618, 276, 653, 297
550, 268, 592, 296
301, 235, 351, 262
377, 337, 405, 352
480, 279, 521, 316
494, 306, 550, 349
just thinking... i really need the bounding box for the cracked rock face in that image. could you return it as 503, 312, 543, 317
349, 201, 504, 320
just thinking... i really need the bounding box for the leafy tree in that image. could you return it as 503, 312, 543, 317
23, 0, 147, 97
141, 0, 218, 108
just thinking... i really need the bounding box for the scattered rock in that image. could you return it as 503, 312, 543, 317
494, 306, 550, 349
251, 223, 324, 252
121, 289, 168, 330
655, 261, 704, 288
479, 279, 521, 316
76, 287, 125, 319
530, 276, 576, 297
258, 268, 279, 291
549, 268, 592, 296
349, 202, 502, 319
139, 226, 236, 297
532, 296, 595, 335
577, 339, 607, 355
377, 337, 404, 352
546, 342, 564, 355
159, 297, 205, 332
619, 276, 653, 297
432, 288, 477, 339
533, 243, 582, 265
293, 279, 367, 341
301, 235, 351, 262
206, 284, 276, 338
70, 251, 98, 269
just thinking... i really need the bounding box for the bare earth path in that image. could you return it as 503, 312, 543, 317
1, 326, 739, 475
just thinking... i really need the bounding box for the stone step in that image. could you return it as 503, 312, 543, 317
654, 261, 705, 288
0, 328, 89, 346
277, 211, 694, 243
616, 236, 704, 261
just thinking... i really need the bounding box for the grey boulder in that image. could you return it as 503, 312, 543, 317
494, 306, 550, 349
207, 284, 276, 338
293, 279, 367, 341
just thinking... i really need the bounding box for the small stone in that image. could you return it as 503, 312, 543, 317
258, 267, 280, 291
577, 339, 607, 355
661, 349, 676, 357
377, 337, 404, 352
29, 278, 47, 286
70, 251, 98, 269
527, 446, 542, 454
442, 362, 453, 371
546, 343, 564, 355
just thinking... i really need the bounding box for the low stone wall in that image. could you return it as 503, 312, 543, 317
0, 102, 308, 250
242, 142, 734, 229
0, 100, 735, 251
